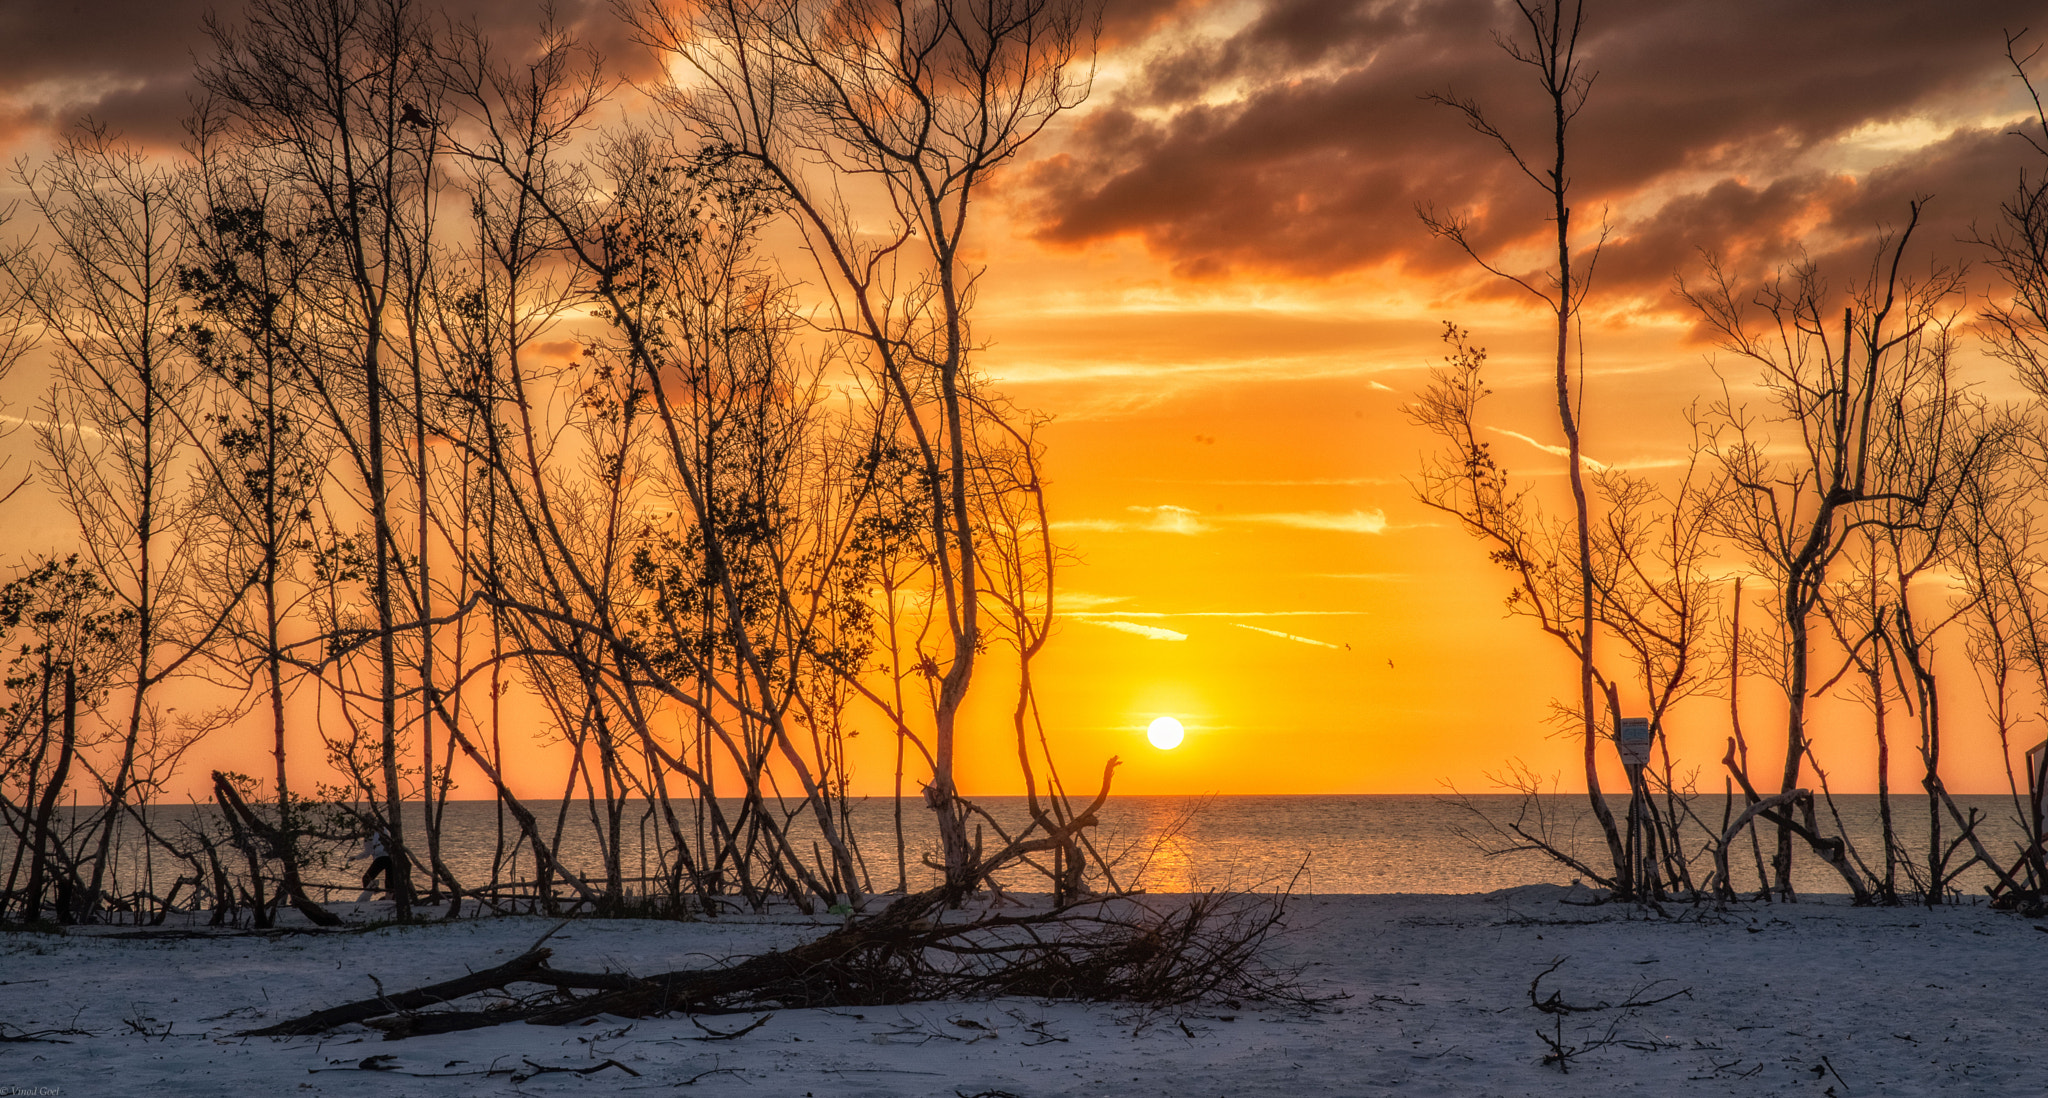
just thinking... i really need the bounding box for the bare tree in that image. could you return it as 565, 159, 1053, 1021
1411, 327, 1716, 898
628, 0, 1100, 889
4, 129, 243, 921
1981, 31, 2048, 398
1682, 204, 1957, 901
180, 150, 343, 924
197, 0, 449, 918
0, 557, 127, 921
1968, 31, 2048, 901
1420, 0, 1628, 888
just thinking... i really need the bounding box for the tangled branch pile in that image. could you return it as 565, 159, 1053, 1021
242, 886, 1304, 1041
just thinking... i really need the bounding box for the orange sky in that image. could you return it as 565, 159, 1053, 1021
2, 0, 2046, 799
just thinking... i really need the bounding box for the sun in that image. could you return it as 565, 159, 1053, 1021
1146, 716, 1185, 750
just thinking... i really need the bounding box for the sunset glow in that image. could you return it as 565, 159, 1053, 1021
5, 4, 2044, 1084
0, 0, 2041, 803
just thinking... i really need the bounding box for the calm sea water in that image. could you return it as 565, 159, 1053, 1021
75, 792, 2032, 902
311, 792, 2037, 899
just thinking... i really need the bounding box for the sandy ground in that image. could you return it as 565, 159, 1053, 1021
2, 888, 2042, 1097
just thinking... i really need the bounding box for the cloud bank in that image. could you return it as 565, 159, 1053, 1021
1018, 0, 2041, 304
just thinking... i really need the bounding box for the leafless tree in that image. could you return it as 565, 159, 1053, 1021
3, 129, 245, 921
1951, 412, 2048, 899
1967, 31, 2048, 901
1419, 0, 1628, 889
1682, 203, 1958, 901
197, 0, 449, 918
626, 0, 1101, 889
0, 558, 128, 920
1412, 327, 1718, 898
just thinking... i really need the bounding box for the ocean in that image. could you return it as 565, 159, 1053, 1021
274, 791, 2034, 899
55, 791, 2033, 907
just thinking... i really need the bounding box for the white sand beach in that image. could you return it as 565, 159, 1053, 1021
3, 889, 2040, 1097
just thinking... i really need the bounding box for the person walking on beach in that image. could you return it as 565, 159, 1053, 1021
352, 826, 393, 903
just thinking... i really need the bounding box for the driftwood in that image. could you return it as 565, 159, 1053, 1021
1719, 744, 1872, 903
241, 884, 1303, 1041
240, 947, 648, 1036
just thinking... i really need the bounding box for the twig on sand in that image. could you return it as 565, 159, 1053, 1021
1528, 956, 1690, 1014
512, 1058, 641, 1082
1526, 956, 1692, 1072
689, 1014, 773, 1041
1821, 1054, 1851, 1094
0, 1022, 90, 1043
680, 1061, 745, 1086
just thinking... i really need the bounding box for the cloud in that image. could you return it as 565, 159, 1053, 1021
1131, 504, 1210, 534
1069, 609, 1367, 618
1135, 476, 1401, 486
1057, 591, 1133, 611
0, 411, 111, 440
1049, 518, 1132, 532
1057, 505, 1393, 535
1234, 508, 1389, 534
1055, 504, 1214, 534
0, 0, 655, 154
1016, 0, 2042, 302
1088, 620, 1190, 641
1484, 427, 1608, 470
1235, 622, 1343, 649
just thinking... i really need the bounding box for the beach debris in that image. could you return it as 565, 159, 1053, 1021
1526, 956, 1693, 1073
238, 885, 1307, 1041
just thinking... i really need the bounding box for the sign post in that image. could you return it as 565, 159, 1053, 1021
1615, 717, 1653, 771
1615, 718, 1655, 898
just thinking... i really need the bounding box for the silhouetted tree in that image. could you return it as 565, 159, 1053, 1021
627, 0, 1102, 889
1420, 0, 1629, 891
197, 0, 448, 918
1682, 204, 1957, 902
5, 129, 240, 921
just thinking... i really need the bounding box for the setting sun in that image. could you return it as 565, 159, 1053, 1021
1146, 716, 1186, 750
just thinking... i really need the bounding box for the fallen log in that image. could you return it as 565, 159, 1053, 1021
241, 887, 962, 1039
238, 883, 1305, 1041
242, 949, 558, 1036
524, 885, 959, 1024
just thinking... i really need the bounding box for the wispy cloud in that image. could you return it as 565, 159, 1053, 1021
1088, 620, 1189, 641
1366, 380, 1396, 392
1485, 427, 1609, 471
1058, 591, 1132, 612
989, 354, 1379, 389
1132, 504, 1209, 535
1319, 572, 1410, 582
0, 411, 114, 441
1133, 476, 1401, 487
1236, 509, 1389, 534
1056, 506, 1393, 537
1069, 609, 1367, 619
1235, 623, 1344, 649
1053, 504, 1212, 535
1049, 518, 1130, 532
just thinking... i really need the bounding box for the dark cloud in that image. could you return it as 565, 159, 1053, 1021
1021, 0, 2046, 299
0, 0, 651, 152
1097, 0, 1200, 48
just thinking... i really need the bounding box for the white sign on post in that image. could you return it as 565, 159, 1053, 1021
1616, 717, 1653, 770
